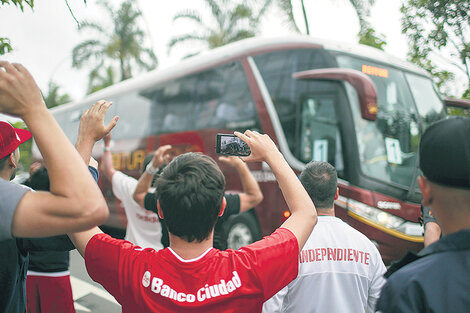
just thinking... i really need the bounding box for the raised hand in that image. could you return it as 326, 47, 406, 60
151, 145, 173, 168
0, 61, 45, 119
218, 155, 244, 168
78, 100, 119, 143
233, 130, 281, 163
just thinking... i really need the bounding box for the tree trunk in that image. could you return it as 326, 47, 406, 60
301, 0, 310, 35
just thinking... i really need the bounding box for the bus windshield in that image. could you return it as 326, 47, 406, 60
336, 55, 446, 188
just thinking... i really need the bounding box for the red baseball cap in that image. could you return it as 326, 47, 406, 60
0, 121, 32, 159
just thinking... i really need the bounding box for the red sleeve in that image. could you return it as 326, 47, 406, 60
85, 233, 138, 302
239, 228, 299, 300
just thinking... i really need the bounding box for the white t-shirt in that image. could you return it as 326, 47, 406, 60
263, 216, 386, 313
112, 171, 162, 250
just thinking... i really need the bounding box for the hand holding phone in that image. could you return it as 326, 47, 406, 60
233, 130, 281, 163
216, 133, 251, 156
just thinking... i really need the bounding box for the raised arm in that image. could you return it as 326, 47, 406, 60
133, 145, 172, 208
219, 156, 263, 212
235, 130, 317, 251
99, 134, 116, 181
424, 222, 441, 247
68, 101, 118, 257
0, 61, 109, 238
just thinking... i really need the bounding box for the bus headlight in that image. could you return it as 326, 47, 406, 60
347, 198, 423, 236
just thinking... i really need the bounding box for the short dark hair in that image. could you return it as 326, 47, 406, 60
156, 152, 225, 242
300, 161, 337, 209
0, 154, 10, 171
28, 166, 50, 191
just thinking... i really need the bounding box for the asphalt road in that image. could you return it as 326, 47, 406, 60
69, 249, 122, 313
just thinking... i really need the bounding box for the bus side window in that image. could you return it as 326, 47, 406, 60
194, 69, 224, 129
113, 91, 151, 140
149, 76, 196, 134
194, 61, 259, 130
214, 62, 258, 129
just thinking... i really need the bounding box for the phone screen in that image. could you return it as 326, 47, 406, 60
216, 134, 251, 156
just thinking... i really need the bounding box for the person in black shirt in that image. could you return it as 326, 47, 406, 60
376, 117, 470, 313
134, 155, 263, 250
24, 165, 76, 313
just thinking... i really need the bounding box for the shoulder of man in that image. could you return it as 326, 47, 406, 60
0, 179, 31, 241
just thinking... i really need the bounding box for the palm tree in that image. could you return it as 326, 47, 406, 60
72, 0, 157, 90
43, 80, 73, 109
275, 0, 377, 38
88, 66, 117, 94
169, 0, 274, 53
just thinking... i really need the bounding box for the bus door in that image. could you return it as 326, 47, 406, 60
298, 93, 342, 169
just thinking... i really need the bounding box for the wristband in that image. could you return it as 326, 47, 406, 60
104, 146, 111, 152
146, 162, 159, 175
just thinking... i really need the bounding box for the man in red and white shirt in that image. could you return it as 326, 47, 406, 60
68, 125, 318, 313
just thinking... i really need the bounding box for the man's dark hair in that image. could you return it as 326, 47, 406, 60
156, 152, 225, 242
300, 161, 337, 209
28, 166, 50, 191
0, 154, 10, 171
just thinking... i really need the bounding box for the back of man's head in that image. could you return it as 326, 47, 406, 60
28, 166, 50, 191
156, 152, 225, 242
300, 161, 337, 210
419, 117, 470, 189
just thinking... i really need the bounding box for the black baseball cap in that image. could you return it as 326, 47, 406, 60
419, 117, 470, 189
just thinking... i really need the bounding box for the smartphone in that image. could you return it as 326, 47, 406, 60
215, 133, 251, 156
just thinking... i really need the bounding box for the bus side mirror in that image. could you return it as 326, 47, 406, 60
293, 68, 378, 121
443, 97, 470, 117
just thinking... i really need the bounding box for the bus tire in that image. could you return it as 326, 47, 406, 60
226, 210, 262, 250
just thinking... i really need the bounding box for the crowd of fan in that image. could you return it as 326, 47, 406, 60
0, 61, 469, 313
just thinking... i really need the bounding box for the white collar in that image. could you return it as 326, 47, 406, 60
168, 247, 213, 263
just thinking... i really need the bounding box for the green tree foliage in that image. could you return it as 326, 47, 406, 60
463, 87, 470, 100
358, 27, 387, 50
88, 66, 116, 94
72, 0, 157, 93
401, 0, 470, 97
0, 0, 33, 11
169, 0, 273, 53
0, 37, 12, 55
0, 0, 34, 56
43, 81, 73, 109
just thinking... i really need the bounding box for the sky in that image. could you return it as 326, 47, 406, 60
0, 0, 467, 116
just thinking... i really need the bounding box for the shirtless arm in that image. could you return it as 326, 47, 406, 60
218, 156, 263, 212
133, 145, 172, 208
235, 131, 317, 250
68, 101, 119, 257
100, 134, 116, 181
0, 61, 110, 238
